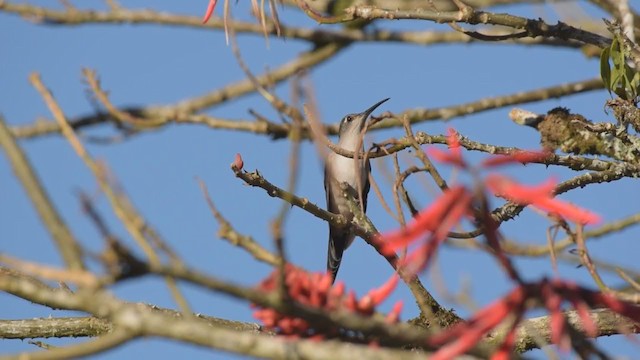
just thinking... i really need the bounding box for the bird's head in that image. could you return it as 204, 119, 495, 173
338, 98, 390, 140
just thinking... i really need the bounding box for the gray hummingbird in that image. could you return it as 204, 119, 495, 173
324, 98, 389, 282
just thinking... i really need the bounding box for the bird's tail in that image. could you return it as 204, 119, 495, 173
327, 228, 352, 283
327, 236, 344, 283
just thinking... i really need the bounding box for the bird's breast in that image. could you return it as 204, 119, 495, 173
327, 153, 367, 189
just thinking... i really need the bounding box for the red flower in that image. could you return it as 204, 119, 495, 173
373, 128, 608, 357
485, 174, 601, 224
428, 279, 640, 359
378, 128, 600, 278
378, 186, 472, 276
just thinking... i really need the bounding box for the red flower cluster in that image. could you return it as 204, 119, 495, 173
253, 265, 402, 339
379, 128, 601, 277
374, 128, 628, 358
428, 278, 640, 360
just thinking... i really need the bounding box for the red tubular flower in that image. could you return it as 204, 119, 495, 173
406, 191, 472, 274
541, 281, 569, 349
534, 197, 601, 225
491, 310, 523, 360
485, 174, 555, 202
565, 292, 598, 338
202, 0, 218, 23
378, 186, 472, 276
429, 285, 526, 348
430, 298, 515, 360
602, 296, 640, 319
379, 186, 469, 254
385, 301, 404, 324
358, 274, 399, 312
485, 174, 601, 225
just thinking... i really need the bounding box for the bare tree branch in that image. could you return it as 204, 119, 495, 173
0, 116, 85, 271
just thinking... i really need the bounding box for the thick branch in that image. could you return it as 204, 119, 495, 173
2, 271, 639, 355
0, 309, 264, 340
0, 2, 581, 49
0, 265, 471, 356
338, 5, 611, 48
0, 328, 135, 360
513, 309, 640, 352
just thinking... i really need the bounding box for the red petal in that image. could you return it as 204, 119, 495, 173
534, 197, 601, 225
485, 175, 600, 224
404, 192, 472, 274
397, 243, 429, 276
430, 285, 525, 347
385, 301, 403, 323
426, 128, 467, 168
344, 291, 357, 310
481, 150, 551, 168
542, 285, 567, 348
427, 147, 467, 168
569, 296, 598, 338
363, 274, 399, 306
446, 128, 461, 150
433, 191, 472, 240
380, 186, 468, 253
202, 0, 218, 24
589, 291, 640, 323
279, 318, 294, 333
492, 316, 521, 360
330, 281, 345, 297
431, 305, 511, 360
485, 174, 555, 203
445, 128, 463, 165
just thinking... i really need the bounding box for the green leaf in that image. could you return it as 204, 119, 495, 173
600, 46, 612, 94
610, 67, 623, 97
611, 37, 624, 69
630, 71, 640, 100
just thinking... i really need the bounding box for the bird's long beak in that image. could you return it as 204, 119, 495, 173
358, 98, 390, 130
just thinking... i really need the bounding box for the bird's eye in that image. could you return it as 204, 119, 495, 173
345, 115, 353, 122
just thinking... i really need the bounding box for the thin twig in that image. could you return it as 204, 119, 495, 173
0, 116, 85, 271
0, 254, 96, 287
198, 179, 280, 266
28, 72, 193, 317
8, 328, 136, 360
231, 161, 458, 322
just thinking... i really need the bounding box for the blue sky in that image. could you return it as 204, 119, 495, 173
1, 1, 639, 358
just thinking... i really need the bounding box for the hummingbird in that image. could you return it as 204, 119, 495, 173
324, 98, 389, 282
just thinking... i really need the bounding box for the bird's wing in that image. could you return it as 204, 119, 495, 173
363, 158, 371, 213
323, 162, 333, 210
